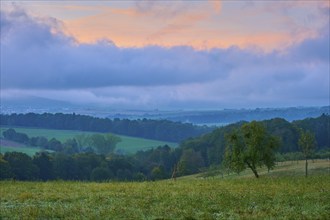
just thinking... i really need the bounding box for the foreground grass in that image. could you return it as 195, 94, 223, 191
0, 126, 177, 154
1, 175, 329, 219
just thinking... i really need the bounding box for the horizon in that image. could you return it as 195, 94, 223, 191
1, 1, 329, 109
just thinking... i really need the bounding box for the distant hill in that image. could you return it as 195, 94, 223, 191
1, 100, 328, 126
132, 106, 329, 125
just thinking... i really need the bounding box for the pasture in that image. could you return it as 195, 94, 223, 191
1, 160, 329, 219
1, 176, 329, 219
0, 127, 177, 154
0, 139, 53, 156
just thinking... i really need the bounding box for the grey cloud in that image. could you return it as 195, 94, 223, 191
1, 8, 233, 89
1, 7, 329, 108
289, 30, 330, 62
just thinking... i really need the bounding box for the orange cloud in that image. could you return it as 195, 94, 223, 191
210, 0, 222, 13
42, 1, 327, 51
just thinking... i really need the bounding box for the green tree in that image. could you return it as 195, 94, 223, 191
298, 130, 317, 177
90, 167, 113, 182
90, 134, 121, 155
151, 166, 166, 180
63, 138, 79, 154
33, 152, 53, 181
4, 152, 39, 180
47, 138, 63, 151
52, 153, 77, 180
0, 154, 13, 179
177, 149, 204, 176
224, 121, 279, 178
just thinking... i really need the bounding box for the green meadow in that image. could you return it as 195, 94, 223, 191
0, 145, 50, 157
1, 160, 329, 219
0, 127, 177, 154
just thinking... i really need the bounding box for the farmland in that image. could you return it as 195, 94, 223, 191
0, 127, 177, 154
1, 160, 329, 219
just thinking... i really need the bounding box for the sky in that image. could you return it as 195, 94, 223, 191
1, 0, 329, 110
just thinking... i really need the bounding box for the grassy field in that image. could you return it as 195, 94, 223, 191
0, 126, 177, 154
194, 159, 330, 180
1, 160, 329, 219
0, 139, 53, 156
0, 146, 49, 157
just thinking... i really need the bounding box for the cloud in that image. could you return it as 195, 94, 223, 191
1, 6, 329, 108
1, 7, 232, 89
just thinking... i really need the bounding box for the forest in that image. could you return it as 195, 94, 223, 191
0, 113, 329, 181
0, 113, 212, 142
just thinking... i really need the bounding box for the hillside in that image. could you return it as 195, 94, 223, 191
0, 113, 212, 142
1, 160, 329, 219
0, 127, 177, 155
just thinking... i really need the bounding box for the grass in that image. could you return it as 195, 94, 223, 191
1, 176, 329, 219
196, 159, 330, 180
1, 160, 329, 219
0, 146, 51, 157
0, 126, 177, 154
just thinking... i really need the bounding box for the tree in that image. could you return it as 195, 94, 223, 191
224, 121, 279, 178
4, 152, 39, 180
63, 138, 79, 154
90, 134, 121, 155
2, 128, 29, 144
52, 153, 77, 180
151, 166, 166, 180
0, 154, 13, 179
33, 152, 53, 181
47, 138, 63, 151
177, 149, 204, 176
90, 167, 113, 182
298, 130, 317, 177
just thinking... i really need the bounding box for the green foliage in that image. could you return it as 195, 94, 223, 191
33, 152, 53, 181
224, 121, 279, 178
293, 114, 329, 148
177, 149, 205, 176
3, 152, 39, 180
2, 128, 29, 144
151, 166, 166, 180
1, 175, 329, 219
89, 133, 121, 155
0, 154, 13, 179
298, 130, 317, 159
0, 113, 211, 142
90, 167, 113, 182
298, 130, 317, 177
262, 118, 300, 152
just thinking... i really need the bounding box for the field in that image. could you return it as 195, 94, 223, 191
1, 160, 329, 219
0, 139, 53, 156
0, 127, 177, 155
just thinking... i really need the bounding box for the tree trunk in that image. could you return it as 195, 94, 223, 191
171, 164, 177, 181
305, 158, 308, 177
246, 162, 259, 178
251, 168, 259, 178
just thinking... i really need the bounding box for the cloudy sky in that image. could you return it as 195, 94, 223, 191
1, 1, 329, 109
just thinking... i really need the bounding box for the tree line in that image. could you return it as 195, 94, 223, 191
179, 114, 329, 168
0, 114, 328, 181
2, 128, 121, 155
0, 113, 212, 142
0, 145, 182, 182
